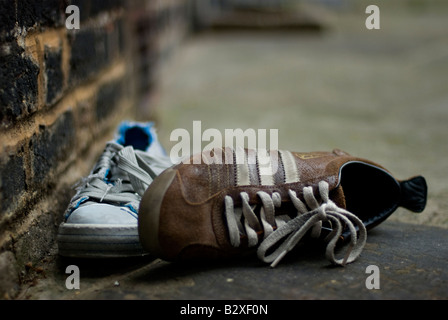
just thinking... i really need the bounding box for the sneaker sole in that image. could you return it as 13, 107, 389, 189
57, 223, 147, 258
138, 167, 177, 258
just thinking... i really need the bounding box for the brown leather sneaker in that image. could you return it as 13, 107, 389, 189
138, 147, 427, 267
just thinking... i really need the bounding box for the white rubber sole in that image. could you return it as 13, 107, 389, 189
57, 223, 147, 258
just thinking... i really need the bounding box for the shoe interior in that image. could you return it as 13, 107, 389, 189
339, 161, 401, 228
123, 127, 152, 151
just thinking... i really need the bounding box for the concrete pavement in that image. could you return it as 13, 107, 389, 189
18, 221, 447, 300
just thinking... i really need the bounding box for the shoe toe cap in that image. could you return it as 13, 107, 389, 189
66, 203, 137, 225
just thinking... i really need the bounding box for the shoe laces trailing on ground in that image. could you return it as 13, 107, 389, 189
58, 121, 173, 258
138, 147, 427, 267
224, 180, 366, 267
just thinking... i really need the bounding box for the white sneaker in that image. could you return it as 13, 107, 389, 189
57, 121, 173, 258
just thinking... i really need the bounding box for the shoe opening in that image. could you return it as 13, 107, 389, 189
123, 127, 152, 151
339, 161, 401, 228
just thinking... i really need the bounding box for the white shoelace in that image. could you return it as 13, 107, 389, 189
68, 142, 169, 215
224, 181, 367, 267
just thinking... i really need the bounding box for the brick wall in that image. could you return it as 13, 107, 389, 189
0, 0, 191, 299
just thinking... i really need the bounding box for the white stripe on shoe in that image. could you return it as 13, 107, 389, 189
257, 149, 275, 186
279, 150, 300, 183
234, 148, 300, 187
235, 146, 251, 186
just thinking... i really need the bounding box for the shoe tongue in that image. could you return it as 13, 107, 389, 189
330, 185, 347, 209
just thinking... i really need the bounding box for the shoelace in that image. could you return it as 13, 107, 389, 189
224, 181, 367, 267
68, 142, 159, 214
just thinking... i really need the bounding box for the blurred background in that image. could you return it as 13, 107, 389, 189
153, 0, 448, 228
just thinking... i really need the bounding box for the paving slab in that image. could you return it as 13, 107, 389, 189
18, 221, 447, 300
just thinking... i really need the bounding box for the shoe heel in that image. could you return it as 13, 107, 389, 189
138, 168, 177, 257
